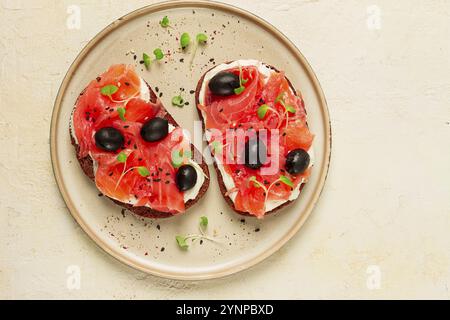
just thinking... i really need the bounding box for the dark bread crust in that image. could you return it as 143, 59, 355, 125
71, 82, 209, 219
195, 62, 307, 217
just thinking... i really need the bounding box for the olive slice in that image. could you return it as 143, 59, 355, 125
208, 72, 240, 96
141, 117, 169, 142
285, 149, 310, 175
94, 127, 124, 152
176, 165, 198, 191
244, 137, 267, 170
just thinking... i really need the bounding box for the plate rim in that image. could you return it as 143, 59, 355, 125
50, 0, 332, 281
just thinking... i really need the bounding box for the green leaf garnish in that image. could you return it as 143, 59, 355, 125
143, 53, 151, 69
117, 152, 127, 163
279, 175, 294, 188
275, 92, 285, 103
100, 85, 118, 96
160, 16, 170, 28
200, 216, 208, 228
180, 32, 191, 49
234, 86, 245, 95
249, 176, 261, 188
275, 91, 296, 113
189, 33, 208, 67
196, 33, 208, 44
171, 149, 192, 168
117, 107, 126, 121
234, 66, 247, 95
176, 236, 189, 250
172, 95, 185, 107
285, 105, 296, 114
153, 48, 164, 60
137, 166, 150, 177
257, 104, 269, 119
210, 141, 223, 154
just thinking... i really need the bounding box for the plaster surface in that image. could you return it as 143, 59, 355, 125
0, 0, 449, 299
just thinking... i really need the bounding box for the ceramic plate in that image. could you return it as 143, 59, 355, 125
50, 0, 331, 280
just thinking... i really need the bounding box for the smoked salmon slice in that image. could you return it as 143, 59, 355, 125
196, 61, 314, 218
71, 64, 206, 215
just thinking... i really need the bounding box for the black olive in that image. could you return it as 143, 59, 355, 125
285, 149, 310, 175
176, 165, 198, 191
140, 117, 169, 142
208, 72, 240, 96
94, 127, 124, 152
244, 137, 267, 170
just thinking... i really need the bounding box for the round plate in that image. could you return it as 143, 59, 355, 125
50, 0, 331, 280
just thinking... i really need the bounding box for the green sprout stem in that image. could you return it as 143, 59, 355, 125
248, 176, 293, 212
114, 164, 149, 191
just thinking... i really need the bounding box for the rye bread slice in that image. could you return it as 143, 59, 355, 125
71, 81, 210, 219
195, 61, 308, 217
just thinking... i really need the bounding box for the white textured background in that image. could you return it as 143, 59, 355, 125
1, 0, 449, 299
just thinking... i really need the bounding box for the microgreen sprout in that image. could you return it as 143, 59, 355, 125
100, 85, 118, 96
100, 85, 138, 117
137, 166, 150, 177
159, 16, 171, 28
247, 175, 295, 211
114, 160, 151, 190
234, 66, 248, 95
210, 141, 223, 154
180, 32, 191, 50
189, 33, 208, 67
172, 90, 186, 107
172, 95, 184, 107
153, 48, 164, 60
117, 152, 127, 163
257, 104, 269, 119
273, 91, 297, 128
143, 53, 151, 69
279, 175, 294, 188
175, 216, 218, 250
275, 91, 296, 114
117, 107, 126, 121
176, 236, 189, 250
200, 216, 208, 228
171, 149, 192, 168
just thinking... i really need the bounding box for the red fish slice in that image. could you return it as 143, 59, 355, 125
72, 64, 193, 214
